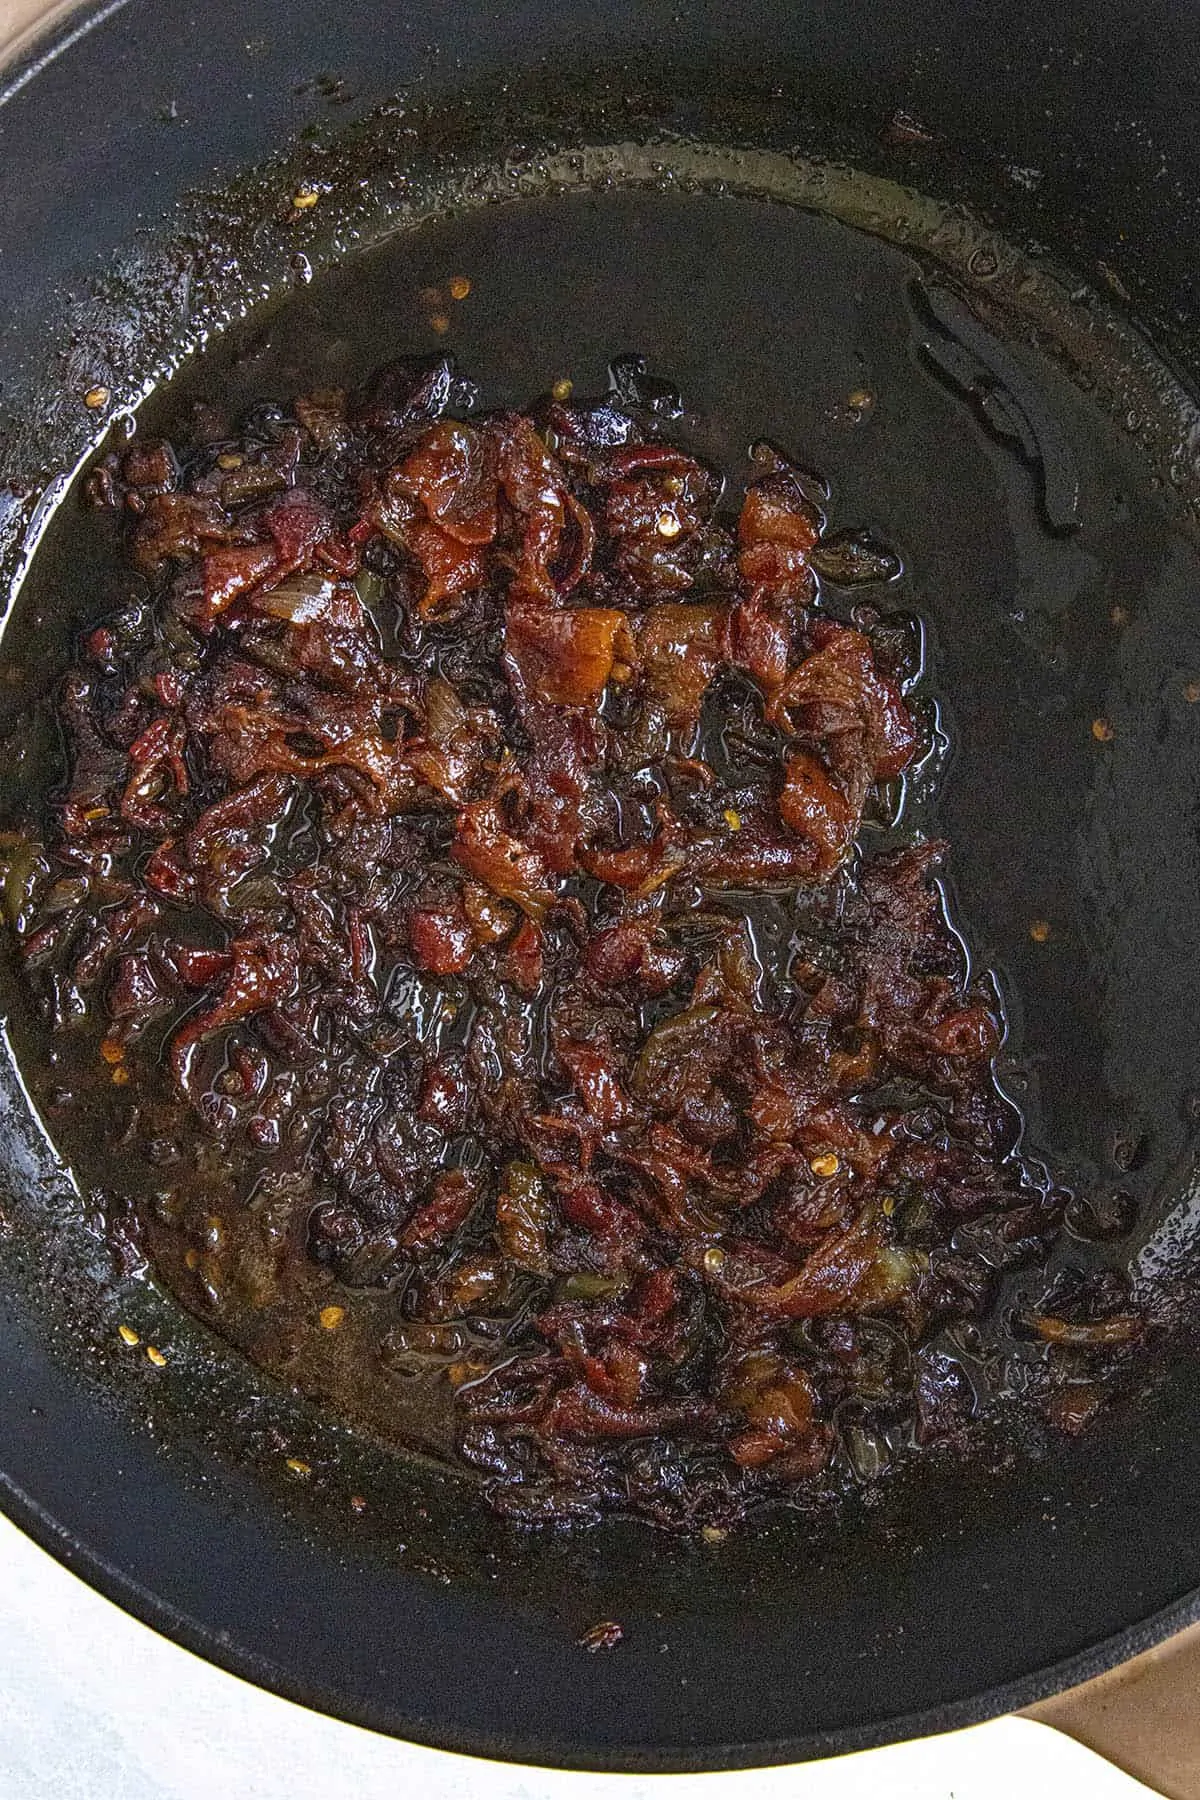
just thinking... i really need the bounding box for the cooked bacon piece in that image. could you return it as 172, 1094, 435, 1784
634, 602, 730, 735
169, 932, 299, 1091
777, 619, 917, 781
504, 600, 629, 708
451, 798, 554, 923
778, 750, 857, 872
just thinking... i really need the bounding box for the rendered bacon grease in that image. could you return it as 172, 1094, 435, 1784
10, 356, 1120, 1528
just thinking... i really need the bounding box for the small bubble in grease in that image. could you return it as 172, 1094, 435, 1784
1029, 919, 1051, 943
448, 275, 471, 301
1111, 1132, 1145, 1173
290, 253, 313, 285
579, 1620, 624, 1653
429, 314, 451, 336
1110, 605, 1130, 627
967, 246, 1000, 279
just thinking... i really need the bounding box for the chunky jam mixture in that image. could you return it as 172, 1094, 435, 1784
7, 358, 1105, 1527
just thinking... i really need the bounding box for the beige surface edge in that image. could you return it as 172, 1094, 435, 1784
0, 0, 1196, 1793
0, 0, 75, 58
1026, 1624, 1200, 1800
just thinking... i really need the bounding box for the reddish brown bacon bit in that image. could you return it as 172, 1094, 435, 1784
7, 357, 1076, 1530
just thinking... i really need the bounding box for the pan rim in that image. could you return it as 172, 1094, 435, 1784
0, 0, 127, 107
2, 1462, 1198, 1774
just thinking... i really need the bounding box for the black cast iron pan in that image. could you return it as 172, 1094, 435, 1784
3, 0, 1200, 1772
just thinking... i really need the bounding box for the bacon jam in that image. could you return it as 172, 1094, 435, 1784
5, 357, 1073, 1528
